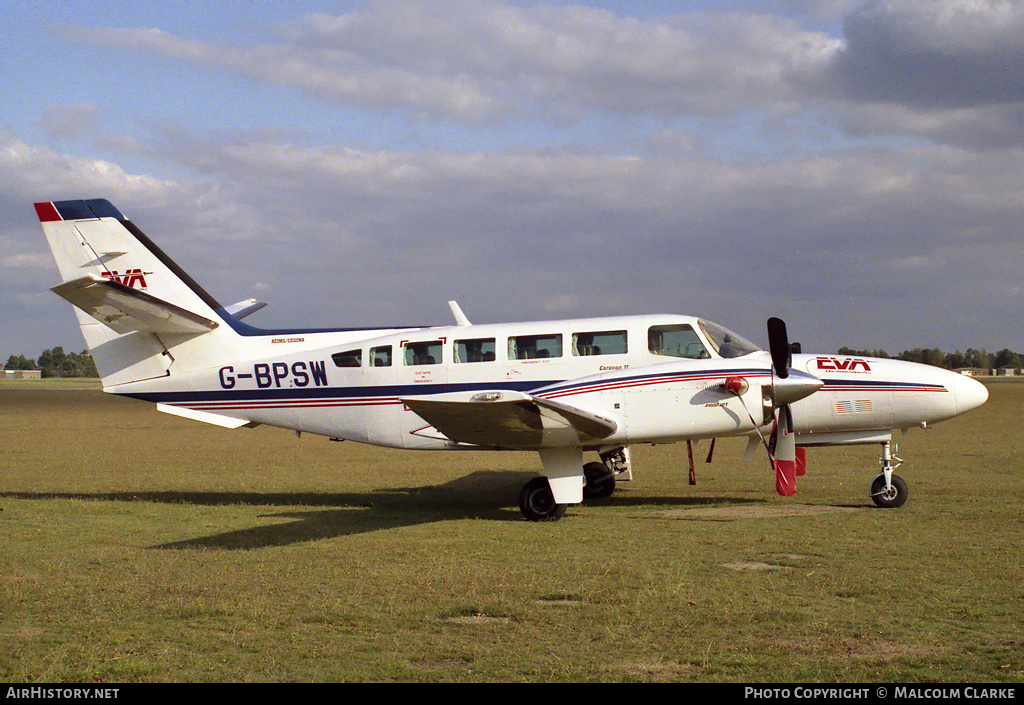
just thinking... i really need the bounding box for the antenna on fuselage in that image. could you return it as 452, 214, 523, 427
448, 301, 471, 326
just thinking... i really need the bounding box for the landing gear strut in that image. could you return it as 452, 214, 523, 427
870, 440, 908, 508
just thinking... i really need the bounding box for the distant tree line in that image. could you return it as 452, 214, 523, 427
837, 346, 1023, 371
4, 347, 99, 378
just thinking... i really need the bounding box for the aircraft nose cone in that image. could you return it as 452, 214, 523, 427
951, 373, 989, 415
773, 369, 825, 406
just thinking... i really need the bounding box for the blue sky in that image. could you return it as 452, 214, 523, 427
3, 0, 1023, 359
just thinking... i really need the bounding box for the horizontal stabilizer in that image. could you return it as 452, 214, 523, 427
224, 298, 267, 320
402, 390, 617, 449
51, 275, 219, 335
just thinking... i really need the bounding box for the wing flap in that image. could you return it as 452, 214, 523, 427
51, 275, 219, 335
402, 390, 618, 449
157, 403, 251, 429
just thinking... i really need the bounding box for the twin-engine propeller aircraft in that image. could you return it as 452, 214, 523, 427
35, 199, 989, 521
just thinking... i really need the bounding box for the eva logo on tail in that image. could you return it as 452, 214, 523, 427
101, 268, 150, 289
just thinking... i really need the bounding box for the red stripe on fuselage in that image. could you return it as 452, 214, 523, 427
539, 371, 773, 400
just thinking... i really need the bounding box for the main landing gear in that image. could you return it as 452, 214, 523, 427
518, 446, 630, 521
869, 440, 908, 508
518, 477, 568, 522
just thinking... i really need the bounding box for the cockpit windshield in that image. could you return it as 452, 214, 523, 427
697, 319, 760, 358
648, 324, 709, 359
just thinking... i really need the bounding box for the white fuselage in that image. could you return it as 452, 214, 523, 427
117, 313, 987, 452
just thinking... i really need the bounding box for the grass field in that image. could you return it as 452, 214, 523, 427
1, 379, 1021, 682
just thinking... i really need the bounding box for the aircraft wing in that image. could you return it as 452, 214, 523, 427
401, 390, 618, 449
51, 275, 219, 335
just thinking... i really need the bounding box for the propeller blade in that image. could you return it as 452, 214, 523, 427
771, 405, 797, 497
767, 317, 790, 379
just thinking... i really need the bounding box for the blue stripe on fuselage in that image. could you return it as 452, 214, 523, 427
123, 366, 769, 405
819, 379, 947, 391
120, 379, 563, 405
121, 368, 945, 407
214, 309, 426, 337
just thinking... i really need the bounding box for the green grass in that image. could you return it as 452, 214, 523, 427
0, 381, 1021, 682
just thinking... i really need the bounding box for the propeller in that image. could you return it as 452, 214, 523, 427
766, 318, 821, 496
722, 318, 822, 496
767, 318, 797, 496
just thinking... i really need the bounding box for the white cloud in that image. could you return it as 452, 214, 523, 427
819, 0, 1024, 131
59, 0, 1024, 151
6, 2, 1024, 355
0, 128, 175, 203
5, 119, 1023, 353
34, 104, 103, 140
1, 253, 53, 269
63, 2, 842, 120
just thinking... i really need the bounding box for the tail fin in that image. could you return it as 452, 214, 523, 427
35, 199, 237, 387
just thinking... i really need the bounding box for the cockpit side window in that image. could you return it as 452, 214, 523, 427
331, 349, 362, 367
698, 320, 759, 358
648, 325, 709, 359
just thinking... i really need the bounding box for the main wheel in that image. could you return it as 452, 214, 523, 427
870, 473, 908, 508
583, 461, 616, 499
519, 477, 567, 521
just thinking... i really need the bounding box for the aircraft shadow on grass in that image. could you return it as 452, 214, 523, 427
2, 470, 761, 550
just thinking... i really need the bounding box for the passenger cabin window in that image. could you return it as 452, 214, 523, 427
648, 324, 709, 359
573, 330, 627, 356
454, 337, 496, 363
370, 345, 392, 367
509, 334, 562, 360
331, 349, 362, 367
405, 341, 442, 366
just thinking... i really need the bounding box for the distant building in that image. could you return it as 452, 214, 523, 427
997, 366, 1022, 377
955, 368, 991, 377
1, 369, 42, 379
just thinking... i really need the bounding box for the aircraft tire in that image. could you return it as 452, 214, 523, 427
582, 462, 615, 499
869, 473, 908, 508
519, 477, 567, 521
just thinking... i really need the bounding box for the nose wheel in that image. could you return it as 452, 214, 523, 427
870, 441, 908, 508
870, 473, 908, 508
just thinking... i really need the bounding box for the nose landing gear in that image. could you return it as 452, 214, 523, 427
870, 440, 908, 508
